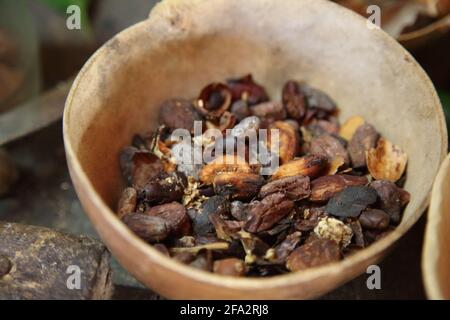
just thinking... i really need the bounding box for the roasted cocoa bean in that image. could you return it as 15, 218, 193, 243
142, 172, 186, 205
145, 202, 191, 237
193, 196, 230, 236
250, 101, 286, 121
122, 213, 169, 243
213, 258, 247, 276
227, 74, 269, 105
359, 209, 390, 230
230, 201, 250, 221
348, 123, 379, 168
268, 121, 300, 164
244, 193, 294, 233
370, 180, 410, 224
209, 213, 243, 241
196, 83, 232, 119
299, 83, 337, 113
282, 80, 307, 120
199, 155, 253, 184
119, 147, 164, 188
213, 172, 264, 200
310, 134, 350, 166
271, 155, 327, 180
310, 174, 368, 202
159, 99, 202, 133
286, 238, 341, 271
259, 175, 310, 201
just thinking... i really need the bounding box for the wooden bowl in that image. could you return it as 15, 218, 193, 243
423, 153, 450, 299
63, 0, 447, 299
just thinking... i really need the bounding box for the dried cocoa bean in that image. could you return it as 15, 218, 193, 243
348, 123, 379, 168
119, 147, 164, 188
209, 213, 243, 241
145, 202, 191, 237
250, 101, 286, 121
259, 175, 310, 201
213, 172, 264, 201
270, 231, 302, 264
227, 74, 269, 105
142, 172, 186, 205
359, 209, 390, 230
310, 134, 350, 166
230, 100, 251, 121
122, 213, 169, 243
310, 174, 368, 202
369, 180, 410, 224
286, 238, 341, 271
244, 193, 294, 233
196, 83, 232, 119
299, 83, 337, 114
193, 196, 230, 236
271, 155, 327, 180
159, 99, 202, 133
199, 155, 253, 184
282, 80, 306, 120
268, 121, 300, 164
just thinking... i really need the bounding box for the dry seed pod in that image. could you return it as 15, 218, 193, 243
282, 80, 307, 120
268, 121, 299, 164
196, 82, 232, 119
348, 123, 379, 168
286, 238, 341, 271
122, 213, 170, 243
158, 99, 202, 133
213, 258, 247, 276
366, 138, 408, 182
213, 172, 264, 201
145, 202, 191, 237
244, 192, 294, 233
117, 187, 137, 219
310, 174, 368, 202
339, 116, 365, 141
259, 175, 310, 201
310, 134, 350, 166
199, 155, 252, 184
271, 155, 327, 180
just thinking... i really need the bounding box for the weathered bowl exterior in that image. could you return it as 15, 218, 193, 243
63, 0, 447, 299
423, 153, 450, 300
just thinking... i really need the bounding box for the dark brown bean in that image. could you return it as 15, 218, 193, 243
230, 201, 250, 221
310, 134, 350, 166
142, 172, 186, 205
286, 238, 341, 271
250, 101, 286, 121
119, 147, 164, 188
213, 172, 264, 201
310, 174, 368, 202
159, 99, 202, 133
244, 193, 294, 233
227, 74, 269, 105
299, 83, 337, 113
259, 175, 310, 201
145, 202, 191, 237
196, 83, 232, 119
359, 209, 390, 230
193, 196, 230, 236
282, 80, 306, 120
122, 213, 169, 243
348, 123, 379, 168
370, 180, 410, 224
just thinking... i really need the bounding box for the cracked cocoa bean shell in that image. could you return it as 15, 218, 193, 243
259, 175, 310, 201
193, 196, 230, 236
227, 74, 269, 105
159, 99, 202, 133
122, 213, 170, 243
196, 83, 232, 120
142, 172, 186, 205
244, 192, 294, 233
310, 174, 368, 202
213, 172, 264, 201
325, 186, 378, 218
348, 123, 379, 168
145, 202, 191, 237
286, 238, 341, 271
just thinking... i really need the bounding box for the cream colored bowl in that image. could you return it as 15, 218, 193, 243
63, 0, 447, 299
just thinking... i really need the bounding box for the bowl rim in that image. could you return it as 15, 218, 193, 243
63, 0, 448, 291
423, 153, 450, 299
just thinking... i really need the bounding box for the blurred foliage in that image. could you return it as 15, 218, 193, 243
39, 0, 93, 39
439, 91, 450, 138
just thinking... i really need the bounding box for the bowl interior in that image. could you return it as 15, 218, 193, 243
64, 0, 447, 298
